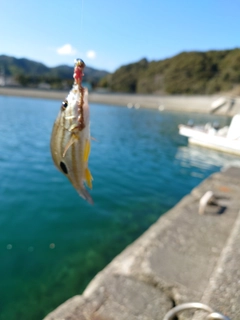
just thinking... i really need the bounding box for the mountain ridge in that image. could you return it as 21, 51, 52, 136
0, 55, 109, 88
98, 48, 240, 95
2, 49, 240, 94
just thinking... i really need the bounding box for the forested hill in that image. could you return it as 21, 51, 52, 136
2, 50, 240, 94
0, 55, 109, 88
99, 49, 240, 94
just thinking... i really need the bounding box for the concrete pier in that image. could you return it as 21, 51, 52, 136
44, 166, 240, 320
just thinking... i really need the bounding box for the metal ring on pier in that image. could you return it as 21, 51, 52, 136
163, 302, 231, 320
207, 312, 231, 320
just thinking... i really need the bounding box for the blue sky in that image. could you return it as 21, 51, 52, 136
1, 0, 240, 72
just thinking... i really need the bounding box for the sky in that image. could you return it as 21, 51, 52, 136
1, 0, 240, 72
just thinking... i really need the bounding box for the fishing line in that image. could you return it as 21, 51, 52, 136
80, 0, 84, 43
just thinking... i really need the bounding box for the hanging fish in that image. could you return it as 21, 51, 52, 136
50, 59, 93, 204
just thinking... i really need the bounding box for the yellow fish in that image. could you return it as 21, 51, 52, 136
50, 59, 93, 204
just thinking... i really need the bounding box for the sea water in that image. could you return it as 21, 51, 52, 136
0, 95, 239, 320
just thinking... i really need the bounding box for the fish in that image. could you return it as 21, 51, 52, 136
50, 59, 93, 204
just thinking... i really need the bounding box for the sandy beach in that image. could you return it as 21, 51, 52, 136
0, 86, 240, 115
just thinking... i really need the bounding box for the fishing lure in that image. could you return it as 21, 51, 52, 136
50, 59, 93, 204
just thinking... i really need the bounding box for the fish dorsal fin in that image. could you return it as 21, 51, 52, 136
85, 167, 93, 189
63, 134, 79, 157
83, 139, 91, 162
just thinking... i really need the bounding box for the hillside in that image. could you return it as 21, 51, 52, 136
99, 49, 240, 95
2, 50, 240, 94
0, 55, 109, 89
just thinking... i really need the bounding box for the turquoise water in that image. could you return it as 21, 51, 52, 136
0, 96, 239, 319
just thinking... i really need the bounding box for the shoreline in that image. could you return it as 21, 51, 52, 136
1, 87, 240, 115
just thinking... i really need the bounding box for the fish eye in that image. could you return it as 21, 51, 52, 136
60, 161, 68, 174
61, 100, 68, 111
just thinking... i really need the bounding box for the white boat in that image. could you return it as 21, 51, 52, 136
179, 114, 240, 156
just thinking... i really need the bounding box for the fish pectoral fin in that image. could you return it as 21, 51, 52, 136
63, 134, 79, 157
83, 139, 91, 162
85, 167, 93, 189
69, 124, 78, 132
91, 136, 98, 142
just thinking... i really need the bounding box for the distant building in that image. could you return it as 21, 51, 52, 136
38, 82, 51, 90
0, 75, 18, 86
0, 66, 5, 86
0, 75, 5, 86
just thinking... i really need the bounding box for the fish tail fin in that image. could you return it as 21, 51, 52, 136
78, 187, 93, 205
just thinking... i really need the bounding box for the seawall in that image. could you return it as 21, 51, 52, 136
1, 87, 240, 115
44, 166, 240, 320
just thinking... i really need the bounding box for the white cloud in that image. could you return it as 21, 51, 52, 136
86, 50, 96, 59
57, 44, 77, 56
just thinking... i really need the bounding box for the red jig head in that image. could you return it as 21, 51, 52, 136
73, 59, 85, 85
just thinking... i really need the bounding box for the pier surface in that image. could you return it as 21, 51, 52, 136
44, 166, 240, 320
